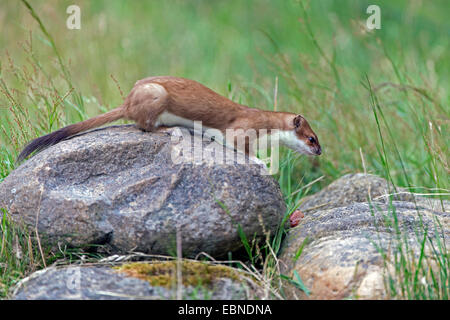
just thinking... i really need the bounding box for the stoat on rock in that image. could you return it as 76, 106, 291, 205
18, 76, 322, 162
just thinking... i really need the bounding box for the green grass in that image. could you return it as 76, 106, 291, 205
0, 0, 448, 299
0, 209, 42, 297
365, 78, 449, 299
367, 200, 449, 300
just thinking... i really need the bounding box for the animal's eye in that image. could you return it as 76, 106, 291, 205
308, 137, 315, 143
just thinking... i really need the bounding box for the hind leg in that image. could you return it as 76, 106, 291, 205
123, 82, 169, 132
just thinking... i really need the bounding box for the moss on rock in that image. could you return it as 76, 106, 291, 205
114, 261, 242, 289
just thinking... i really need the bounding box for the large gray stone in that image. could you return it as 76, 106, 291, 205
0, 125, 285, 258
280, 174, 448, 300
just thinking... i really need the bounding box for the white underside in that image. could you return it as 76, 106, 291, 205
156, 111, 313, 155
156, 111, 226, 144
155, 111, 196, 129
275, 130, 313, 155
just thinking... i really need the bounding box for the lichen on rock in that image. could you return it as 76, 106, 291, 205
114, 261, 242, 288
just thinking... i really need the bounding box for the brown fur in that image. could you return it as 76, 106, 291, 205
17, 76, 321, 162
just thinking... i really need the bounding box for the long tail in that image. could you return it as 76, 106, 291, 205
17, 106, 125, 163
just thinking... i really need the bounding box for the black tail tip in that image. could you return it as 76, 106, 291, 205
16, 127, 72, 164
16, 139, 47, 164
16, 149, 30, 164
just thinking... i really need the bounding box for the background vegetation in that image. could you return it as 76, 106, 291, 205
0, 0, 448, 299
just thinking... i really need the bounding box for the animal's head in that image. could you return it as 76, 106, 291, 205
278, 115, 322, 156
293, 115, 321, 155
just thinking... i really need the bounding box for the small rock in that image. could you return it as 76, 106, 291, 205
289, 210, 304, 227
9, 261, 265, 300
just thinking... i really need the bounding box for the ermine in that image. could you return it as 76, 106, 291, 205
17, 76, 321, 162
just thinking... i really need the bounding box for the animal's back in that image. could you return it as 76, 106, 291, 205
138, 76, 245, 129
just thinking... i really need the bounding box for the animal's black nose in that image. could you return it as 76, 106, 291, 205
316, 146, 322, 155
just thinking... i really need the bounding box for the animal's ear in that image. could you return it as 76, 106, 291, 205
293, 115, 303, 128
